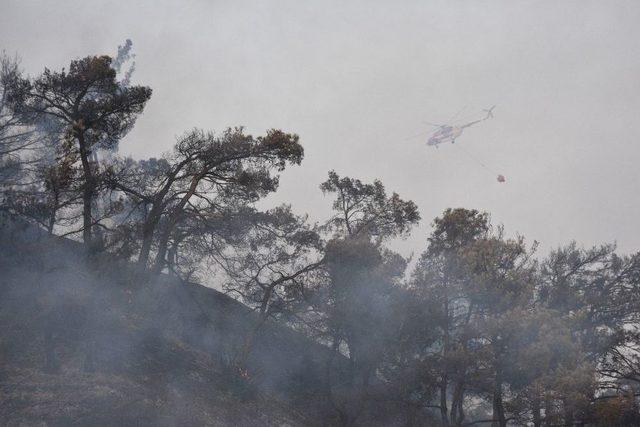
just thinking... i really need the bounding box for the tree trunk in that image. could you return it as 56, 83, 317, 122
532, 395, 542, 427
47, 210, 56, 235
440, 375, 450, 426
234, 310, 269, 370
457, 395, 465, 427
153, 226, 171, 274
562, 398, 574, 427
492, 374, 506, 427
545, 395, 553, 427
137, 222, 156, 267
152, 173, 203, 273
450, 379, 465, 426
325, 337, 351, 427
77, 132, 94, 249
440, 284, 451, 426
46, 187, 59, 234
137, 202, 163, 268
167, 242, 178, 275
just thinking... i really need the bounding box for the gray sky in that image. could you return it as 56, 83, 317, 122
2, 0, 640, 256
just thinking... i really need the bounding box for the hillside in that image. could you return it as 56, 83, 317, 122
0, 224, 336, 426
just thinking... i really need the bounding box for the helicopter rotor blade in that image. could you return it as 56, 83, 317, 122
403, 130, 432, 141
448, 105, 468, 123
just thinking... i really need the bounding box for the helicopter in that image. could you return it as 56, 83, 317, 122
417, 106, 505, 183
426, 105, 496, 147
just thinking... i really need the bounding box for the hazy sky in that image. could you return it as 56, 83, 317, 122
2, 0, 640, 256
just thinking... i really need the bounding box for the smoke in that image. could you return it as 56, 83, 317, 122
112, 39, 136, 88
0, 220, 340, 425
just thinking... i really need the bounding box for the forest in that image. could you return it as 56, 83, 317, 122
1, 46, 640, 427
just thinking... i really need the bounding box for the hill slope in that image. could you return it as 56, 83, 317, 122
0, 224, 333, 426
